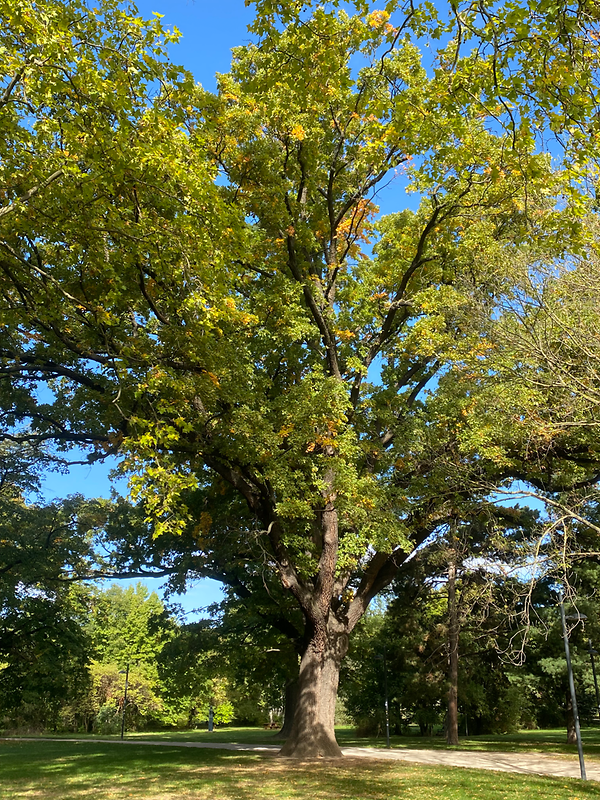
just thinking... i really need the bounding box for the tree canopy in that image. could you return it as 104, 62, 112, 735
2, 0, 600, 756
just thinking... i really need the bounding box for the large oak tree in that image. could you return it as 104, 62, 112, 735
1, 0, 599, 756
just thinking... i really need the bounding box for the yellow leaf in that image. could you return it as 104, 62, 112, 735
290, 124, 306, 141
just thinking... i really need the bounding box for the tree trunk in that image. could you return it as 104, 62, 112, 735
273, 679, 298, 739
566, 693, 577, 744
278, 621, 347, 758
446, 557, 459, 746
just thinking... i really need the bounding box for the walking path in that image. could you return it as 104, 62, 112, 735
342, 744, 599, 781
4, 737, 599, 782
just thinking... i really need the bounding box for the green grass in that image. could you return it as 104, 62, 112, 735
334, 726, 600, 759
42, 725, 279, 746
32, 724, 600, 760
1, 739, 599, 800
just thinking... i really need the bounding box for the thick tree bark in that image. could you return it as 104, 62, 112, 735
279, 619, 348, 758
446, 557, 459, 746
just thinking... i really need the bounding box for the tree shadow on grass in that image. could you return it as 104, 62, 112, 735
0, 741, 269, 800
2, 741, 600, 800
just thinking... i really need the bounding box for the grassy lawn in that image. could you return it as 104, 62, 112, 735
31, 727, 600, 759
335, 726, 600, 759
2, 739, 600, 800
48, 726, 279, 746
33, 724, 600, 760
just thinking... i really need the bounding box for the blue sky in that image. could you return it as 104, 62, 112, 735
136, 0, 255, 90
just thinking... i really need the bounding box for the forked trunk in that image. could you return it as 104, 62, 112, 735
279, 622, 347, 758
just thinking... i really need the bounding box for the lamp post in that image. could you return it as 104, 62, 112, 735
375, 651, 391, 748
588, 640, 600, 719
559, 594, 586, 780
119, 663, 130, 741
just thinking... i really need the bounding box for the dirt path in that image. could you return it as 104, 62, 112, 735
3, 737, 598, 782
341, 744, 598, 781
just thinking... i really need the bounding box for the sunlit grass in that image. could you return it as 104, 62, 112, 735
33, 724, 600, 759
2, 739, 599, 800
335, 725, 600, 758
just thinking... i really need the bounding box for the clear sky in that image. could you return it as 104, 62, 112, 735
136, 0, 256, 90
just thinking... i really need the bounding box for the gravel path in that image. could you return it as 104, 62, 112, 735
3, 737, 598, 782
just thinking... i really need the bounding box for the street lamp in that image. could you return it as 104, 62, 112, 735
559, 594, 587, 781
375, 651, 391, 748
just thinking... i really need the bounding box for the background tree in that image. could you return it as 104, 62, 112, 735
0, 584, 90, 731
103, 489, 305, 731
340, 503, 540, 738
0, 446, 109, 730
206, 589, 302, 732
88, 583, 172, 666
81, 583, 177, 733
